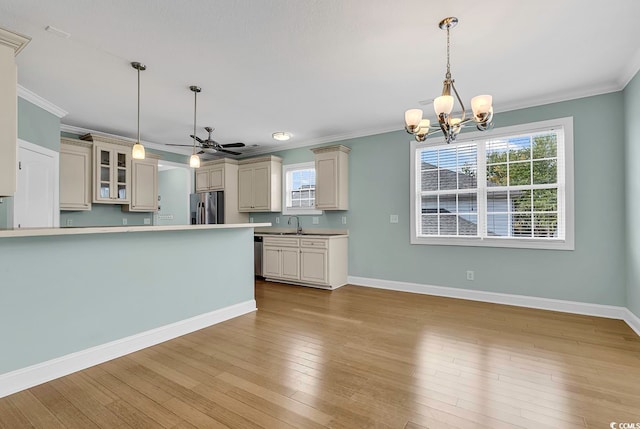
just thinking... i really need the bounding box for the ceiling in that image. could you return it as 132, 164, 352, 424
1, 0, 639, 157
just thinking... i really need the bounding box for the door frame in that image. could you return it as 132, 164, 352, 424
156, 160, 192, 225
14, 139, 60, 228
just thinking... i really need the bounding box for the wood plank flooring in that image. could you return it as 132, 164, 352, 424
1, 280, 640, 428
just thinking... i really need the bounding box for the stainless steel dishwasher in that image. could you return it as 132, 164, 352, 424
254, 235, 263, 277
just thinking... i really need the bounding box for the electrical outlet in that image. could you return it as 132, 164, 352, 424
312, 216, 319, 225
144, 218, 151, 225
66, 219, 73, 227
390, 214, 399, 224
342, 216, 347, 225
122, 218, 127, 225
466, 270, 474, 281
250, 217, 254, 223
275, 217, 280, 224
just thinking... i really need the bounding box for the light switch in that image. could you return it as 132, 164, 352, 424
122, 218, 127, 225
390, 215, 399, 224
312, 217, 319, 225
341, 216, 347, 225
275, 217, 280, 224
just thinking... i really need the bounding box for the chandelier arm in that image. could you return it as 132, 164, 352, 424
450, 80, 466, 122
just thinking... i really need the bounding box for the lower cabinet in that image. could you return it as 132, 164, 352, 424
262, 235, 348, 289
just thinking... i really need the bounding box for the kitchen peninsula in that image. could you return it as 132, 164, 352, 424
0, 222, 269, 398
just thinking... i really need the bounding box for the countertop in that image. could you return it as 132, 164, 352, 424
254, 227, 348, 238
0, 223, 272, 239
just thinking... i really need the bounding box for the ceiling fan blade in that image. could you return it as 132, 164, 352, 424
165, 143, 197, 147
218, 148, 242, 156
221, 142, 245, 148
189, 135, 204, 144
197, 150, 205, 154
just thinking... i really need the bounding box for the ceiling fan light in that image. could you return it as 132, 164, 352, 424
132, 143, 145, 160
434, 95, 454, 116
190, 154, 201, 168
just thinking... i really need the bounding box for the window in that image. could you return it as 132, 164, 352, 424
282, 162, 322, 215
410, 117, 574, 250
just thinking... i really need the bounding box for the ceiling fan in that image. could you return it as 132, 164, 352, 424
166, 126, 245, 156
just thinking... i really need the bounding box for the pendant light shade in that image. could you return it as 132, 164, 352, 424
190, 153, 201, 168
131, 62, 146, 159
189, 85, 201, 169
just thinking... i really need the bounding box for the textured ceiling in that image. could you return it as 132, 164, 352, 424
1, 0, 639, 156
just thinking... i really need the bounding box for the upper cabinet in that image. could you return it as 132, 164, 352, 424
195, 163, 225, 192
0, 28, 30, 197
237, 156, 282, 212
195, 159, 248, 224
125, 156, 158, 212
312, 145, 350, 210
60, 138, 92, 211
91, 140, 131, 204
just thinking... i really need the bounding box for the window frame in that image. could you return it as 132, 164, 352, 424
410, 117, 574, 250
282, 162, 322, 216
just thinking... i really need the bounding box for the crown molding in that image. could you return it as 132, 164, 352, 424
59, 124, 186, 156
0, 27, 31, 55
17, 85, 68, 118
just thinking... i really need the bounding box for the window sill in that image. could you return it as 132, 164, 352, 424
282, 208, 323, 216
411, 236, 574, 251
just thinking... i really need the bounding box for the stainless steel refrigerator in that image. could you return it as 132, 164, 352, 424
190, 191, 224, 225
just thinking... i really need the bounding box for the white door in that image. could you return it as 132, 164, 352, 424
14, 140, 59, 228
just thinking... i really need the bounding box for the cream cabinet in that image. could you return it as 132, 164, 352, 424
312, 145, 350, 210
196, 159, 248, 224
59, 139, 92, 211
238, 156, 282, 212
263, 237, 300, 281
86, 136, 132, 204
0, 28, 30, 197
124, 156, 158, 212
262, 235, 348, 289
195, 165, 224, 192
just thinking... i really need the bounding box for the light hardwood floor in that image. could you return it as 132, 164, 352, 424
1, 280, 640, 428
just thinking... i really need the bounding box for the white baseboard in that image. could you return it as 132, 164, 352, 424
624, 308, 640, 337
0, 299, 256, 399
348, 275, 631, 322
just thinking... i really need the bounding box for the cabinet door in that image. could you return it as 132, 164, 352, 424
113, 148, 131, 203
0, 45, 16, 197
300, 247, 329, 284
238, 167, 254, 211
263, 246, 281, 277
209, 167, 224, 190
94, 146, 113, 203
130, 158, 158, 212
195, 169, 209, 192
60, 148, 91, 210
315, 156, 338, 208
280, 248, 300, 280
252, 165, 270, 210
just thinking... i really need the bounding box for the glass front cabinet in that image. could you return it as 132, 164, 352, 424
93, 142, 131, 204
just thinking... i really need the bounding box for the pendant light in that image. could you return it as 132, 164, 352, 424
189, 85, 201, 168
131, 62, 146, 159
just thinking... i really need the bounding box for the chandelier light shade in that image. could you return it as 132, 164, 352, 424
404, 17, 494, 143
131, 62, 146, 159
189, 85, 201, 169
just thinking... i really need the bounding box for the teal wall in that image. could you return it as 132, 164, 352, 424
18, 98, 61, 152
0, 227, 255, 374
60, 204, 152, 227
0, 98, 61, 229
157, 168, 191, 225
625, 70, 640, 318
254, 92, 627, 306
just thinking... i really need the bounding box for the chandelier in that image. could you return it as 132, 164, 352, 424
404, 17, 493, 144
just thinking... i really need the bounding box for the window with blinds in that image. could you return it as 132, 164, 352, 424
282, 162, 322, 215
410, 117, 574, 250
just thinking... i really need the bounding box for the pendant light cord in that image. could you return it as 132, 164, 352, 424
137, 67, 141, 144
445, 25, 451, 80
192, 90, 197, 155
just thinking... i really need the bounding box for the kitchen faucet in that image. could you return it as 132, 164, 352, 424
288, 216, 302, 235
